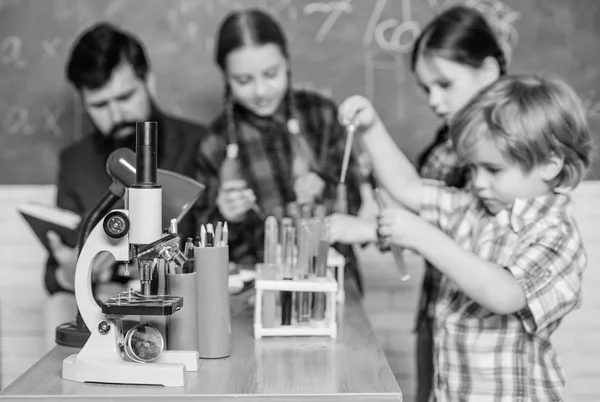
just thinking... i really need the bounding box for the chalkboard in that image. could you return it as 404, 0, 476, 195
1, 0, 599, 184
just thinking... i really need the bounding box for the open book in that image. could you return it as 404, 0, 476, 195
17, 202, 81, 253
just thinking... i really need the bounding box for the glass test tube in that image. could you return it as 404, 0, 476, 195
263, 216, 278, 328
312, 219, 330, 321
296, 221, 312, 324
280, 218, 294, 325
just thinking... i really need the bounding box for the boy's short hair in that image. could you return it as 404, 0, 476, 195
450, 74, 594, 190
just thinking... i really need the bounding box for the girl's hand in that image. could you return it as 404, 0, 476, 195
217, 179, 257, 222
294, 172, 325, 205
338, 95, 380, 131
328, 213, 378, 244
377, 207, 428, 250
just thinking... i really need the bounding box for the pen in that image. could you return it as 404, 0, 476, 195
200, 225, 206, 247
222, 222, 229, 246
206, 223, 214, 247
215, 221, 223, 248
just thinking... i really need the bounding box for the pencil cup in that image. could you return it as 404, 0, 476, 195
166, 272, 199, 352
194, 246, 231, 359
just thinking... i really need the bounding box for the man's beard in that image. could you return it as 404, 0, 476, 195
92, 105, 159, 154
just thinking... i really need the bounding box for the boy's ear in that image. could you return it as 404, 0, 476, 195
481, 56, 501, 85
540, 154, 564, 181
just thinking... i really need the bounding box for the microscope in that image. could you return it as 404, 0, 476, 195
62, 122, 199, 387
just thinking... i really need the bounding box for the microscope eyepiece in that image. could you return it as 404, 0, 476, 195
134, 121, 160, 188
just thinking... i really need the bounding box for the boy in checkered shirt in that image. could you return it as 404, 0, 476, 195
336, 75, 594, 400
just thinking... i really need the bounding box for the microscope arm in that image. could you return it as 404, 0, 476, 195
75, 209, 130, 333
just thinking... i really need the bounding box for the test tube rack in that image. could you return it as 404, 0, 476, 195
254, 267, 339, 339
326, 247, 346, 303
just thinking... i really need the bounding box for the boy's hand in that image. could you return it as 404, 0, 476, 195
377, 208, 428, 250
294, 172, 325, 205
338, 95, 380, 131
328, 213, 378, 244
217, 179, 257, 222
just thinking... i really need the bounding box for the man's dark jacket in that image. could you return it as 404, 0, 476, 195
44, 111, 207, 294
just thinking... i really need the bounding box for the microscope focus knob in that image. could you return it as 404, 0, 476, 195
103, 211, 130, 239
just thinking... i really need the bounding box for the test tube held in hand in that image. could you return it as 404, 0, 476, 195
220, 148, 267, 221
374, 188, 410, 281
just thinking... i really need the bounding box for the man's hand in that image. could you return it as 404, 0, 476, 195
48, 232, 117, 288
294, 172, 325, 205
47, 231, 77, 285
217, 179, 257, 222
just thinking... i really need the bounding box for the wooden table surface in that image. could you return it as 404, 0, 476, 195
0, 284, 402, 401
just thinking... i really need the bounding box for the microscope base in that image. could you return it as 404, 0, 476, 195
62, 328, 199, 387
63, 353, 189, 387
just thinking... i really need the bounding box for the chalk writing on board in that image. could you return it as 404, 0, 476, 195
427, 0, 520, 63
306, 0, 421, 52
41, 38, 62, 62
217, 0, 293, 11
42, 105, 64, 138
0, 36, 27, 68
364, 0, 421, 53
3, 105, 34, 136
303, 0, 354, 44
1, 99, 81, 139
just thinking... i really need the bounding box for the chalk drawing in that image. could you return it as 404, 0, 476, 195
41, 37, 62, 61
4, 105, 34, 135
363, 0, 421, 52
42, 105, 64, 138
304, 0, 354, 43
0, 36, 26, 68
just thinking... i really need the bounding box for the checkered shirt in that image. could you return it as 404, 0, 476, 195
420, 179, 586, 401
416, 134, 469, 328
194, 90, 362, 265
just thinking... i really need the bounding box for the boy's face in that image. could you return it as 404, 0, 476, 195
81, 62, 152, 140
225, 43, 289, 117
467, 139, 552, 214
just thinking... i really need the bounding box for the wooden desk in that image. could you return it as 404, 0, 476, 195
0, 285, 402, 401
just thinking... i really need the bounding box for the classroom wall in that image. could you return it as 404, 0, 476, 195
1, 0, 599, 184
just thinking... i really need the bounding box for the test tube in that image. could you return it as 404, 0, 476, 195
262, 217, 278, 328
296, 221, 312, 324
312, 219, 330, 321
280, 218, 295, 325
374, 188, 410, 281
